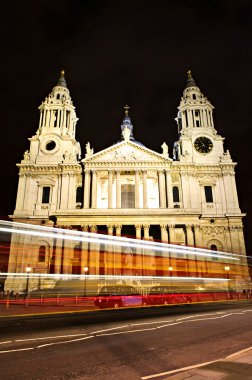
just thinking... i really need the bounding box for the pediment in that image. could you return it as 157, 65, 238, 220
83, 141, 171, 164
198, 175, 217, 185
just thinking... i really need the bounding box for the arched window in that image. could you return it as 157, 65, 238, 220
211, 244, 218, 261
173, 186, 180, 203
38, 245, 46, 262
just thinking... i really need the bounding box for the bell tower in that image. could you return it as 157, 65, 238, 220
13, 71, 82, 219
173, 71, 225, 164
28, 70, 81, 165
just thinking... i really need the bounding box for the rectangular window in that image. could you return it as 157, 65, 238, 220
42, 187, 50, 204
204, 186, 213, 203
76, 186, 82, 203
121, 184, 135, 208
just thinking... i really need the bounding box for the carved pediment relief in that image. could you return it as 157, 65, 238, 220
198, 175, 217, 186
83, 141, 171, 163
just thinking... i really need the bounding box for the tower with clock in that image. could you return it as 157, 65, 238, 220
174, 70, 225, 164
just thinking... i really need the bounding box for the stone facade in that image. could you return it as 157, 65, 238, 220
5, 71, 247, 291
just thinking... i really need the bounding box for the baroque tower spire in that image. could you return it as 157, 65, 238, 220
176, 70, 215, 134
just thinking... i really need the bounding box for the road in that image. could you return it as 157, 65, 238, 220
1, 302, 252, 379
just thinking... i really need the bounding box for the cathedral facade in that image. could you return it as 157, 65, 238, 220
5, 71, 247, 291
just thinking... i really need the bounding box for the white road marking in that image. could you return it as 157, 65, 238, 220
141, 344, 252, 379
226, 346, 252, 359
0, 347, 34, 354
141, 359, 221, 379
1, 308, 251, 355
90, 325, 129, 334
37, 335, 94, 348
16, 333, 87, 342
97, 327, 156, 336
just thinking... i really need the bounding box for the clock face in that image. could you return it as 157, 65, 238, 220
194, 137, 213, 154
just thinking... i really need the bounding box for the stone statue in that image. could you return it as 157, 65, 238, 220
161, 142, 168, 157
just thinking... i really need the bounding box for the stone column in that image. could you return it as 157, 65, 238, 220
116, 171, 121, 208
142, 171, 148, 208
143, 224, 150, 240
186, 224, 194, 247
194, 225, 203, 276
225, 226, 232, 253
230, 225, 240, 254
165, 170, 173, 208
54, 238, 62, 276
108, 170, 113, 209
89, 225, 98, 275
135, 224, 142, 239
160, 225, 168, 243
106, 225, 114, 275
83, 171, 91, 209
135, 225, 142, 276
135, 171, 140, 208
67, 174, 75, 209
169, 224, 175, 244
115, 225, 122, 237
194, 224, 203, 248
160, 225, 168, 275
91, 171, 97, 209
81, 225, 89, 270
115, 225, 122, 275
158, 170, 166, 208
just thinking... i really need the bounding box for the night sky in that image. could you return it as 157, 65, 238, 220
0, 0, 251, 252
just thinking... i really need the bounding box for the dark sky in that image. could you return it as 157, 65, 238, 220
0, 0, 252, 252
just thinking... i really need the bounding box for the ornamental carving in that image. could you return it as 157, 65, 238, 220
201, 226, 225, 235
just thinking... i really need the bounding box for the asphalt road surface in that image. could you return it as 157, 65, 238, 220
1, 302, 252, 380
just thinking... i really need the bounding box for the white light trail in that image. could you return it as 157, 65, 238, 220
0, 221, 241, 261
0, 272, 230, 281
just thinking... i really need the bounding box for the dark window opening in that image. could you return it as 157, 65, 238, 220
38, 245, 46, 262
173, 186, 180, 203
211, 244, 218, 261
195, 120, 200, 127
45, 141, 56, 151
205, 186, 213, 203
42, 187, 50, 204
192, 94, 196, 100
76, 186, 82, 203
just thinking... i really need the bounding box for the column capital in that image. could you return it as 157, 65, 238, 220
81, 225, 89, 232
115, 224, 122, 230
89, 225, 97, 233
107, 224, 114, 235
135, 224, 142, 231
160, 224, 167, 230
143, 224, 150, 230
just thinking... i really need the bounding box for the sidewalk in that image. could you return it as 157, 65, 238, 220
162, 347, 252, 379
0, 297, 96, 318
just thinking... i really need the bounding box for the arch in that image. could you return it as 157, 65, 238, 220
37, 240, 50, 264
206, 239, 223, 262
38, 245, 46, 262
172, 186, 180, 203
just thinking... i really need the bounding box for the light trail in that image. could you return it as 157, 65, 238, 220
0, 272, 230, 281
0, 220, 242, 261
